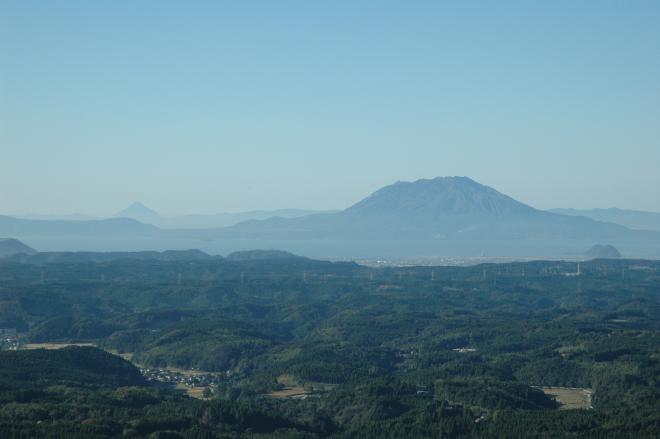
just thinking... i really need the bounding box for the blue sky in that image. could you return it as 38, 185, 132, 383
2, 1, 659, 215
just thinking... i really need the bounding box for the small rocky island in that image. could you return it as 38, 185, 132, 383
585, 244, 621, 259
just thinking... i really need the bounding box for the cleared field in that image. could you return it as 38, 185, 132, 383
541, 387, 593, 410
175, 383, 212, 399
23, 342, 96, 350
267, 386, 309, 398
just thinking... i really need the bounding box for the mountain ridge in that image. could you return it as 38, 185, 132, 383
2, 177, 660, 258
550, 208, 660, 231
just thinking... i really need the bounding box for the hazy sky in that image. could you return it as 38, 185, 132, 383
2, 1, 659, 216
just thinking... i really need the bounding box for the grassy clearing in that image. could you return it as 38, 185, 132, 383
541, 387, 593, 410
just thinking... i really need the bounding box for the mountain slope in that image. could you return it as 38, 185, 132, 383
0, 238, 37, 257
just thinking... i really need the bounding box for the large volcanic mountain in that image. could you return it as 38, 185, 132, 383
211, 177, 629, 240
346, 176, 535, 217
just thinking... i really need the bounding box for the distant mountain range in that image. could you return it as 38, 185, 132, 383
2, 177, 660, 258
131, 208, 328, 229
13, 204, 328, 229
550, 208, 660, 231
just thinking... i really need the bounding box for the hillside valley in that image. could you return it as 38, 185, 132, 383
0, 250, 659, 437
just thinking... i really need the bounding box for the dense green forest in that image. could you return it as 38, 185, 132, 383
0, 251, 659, 437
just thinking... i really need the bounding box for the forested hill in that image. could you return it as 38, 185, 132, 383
0, 347, 309, 438
0, 346, 145, 391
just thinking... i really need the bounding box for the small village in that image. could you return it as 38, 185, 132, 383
139, 367, 221, 394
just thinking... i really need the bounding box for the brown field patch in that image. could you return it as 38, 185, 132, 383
175, 383, 212, 399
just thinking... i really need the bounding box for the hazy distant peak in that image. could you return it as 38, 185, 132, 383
115, 202, 159, 218
346, 176, 536, 216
